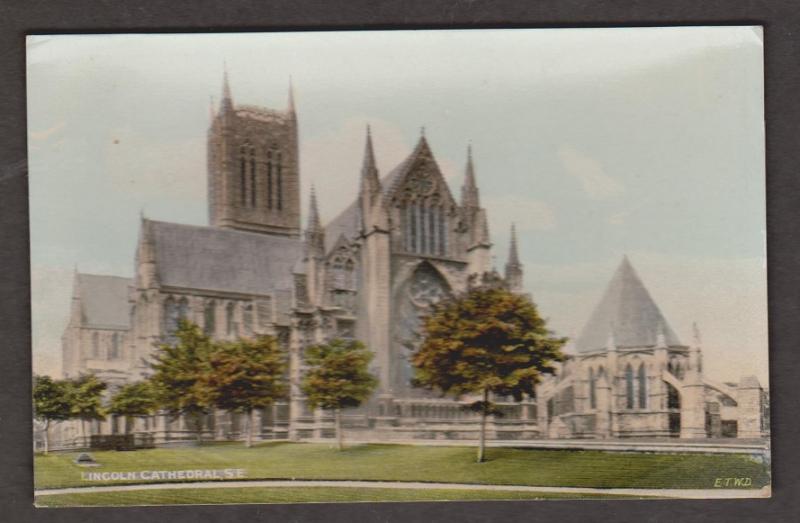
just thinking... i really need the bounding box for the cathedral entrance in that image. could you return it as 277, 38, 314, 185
392, 262, 450, 395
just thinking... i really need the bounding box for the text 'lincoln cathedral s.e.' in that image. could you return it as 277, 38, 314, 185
59, 74, 769, 446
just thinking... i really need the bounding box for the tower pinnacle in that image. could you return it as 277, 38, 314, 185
287, 76, 296, 116
220, 64, 233, 113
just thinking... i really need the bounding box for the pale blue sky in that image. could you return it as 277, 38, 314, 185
28, 27, 767, 384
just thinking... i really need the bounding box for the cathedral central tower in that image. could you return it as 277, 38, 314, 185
207, 72, 301, 237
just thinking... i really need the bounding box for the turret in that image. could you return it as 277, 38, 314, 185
136, 215, 159, 290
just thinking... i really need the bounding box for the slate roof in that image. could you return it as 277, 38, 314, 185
575, 257, 682, 353
148, 220, 303, 295
77, 273, 131, 329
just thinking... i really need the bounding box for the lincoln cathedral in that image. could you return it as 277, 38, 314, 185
57, 74, 768, 447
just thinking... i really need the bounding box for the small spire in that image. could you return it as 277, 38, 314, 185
287, 76, 296, 115
360, 124, 381, 204
305, 185, 325, 257
461, 143, 480, 208
420, 125, 425, 137
504, 223, 523, 292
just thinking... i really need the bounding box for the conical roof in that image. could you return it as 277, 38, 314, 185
575, 257, 681, 353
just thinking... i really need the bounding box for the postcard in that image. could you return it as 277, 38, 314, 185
29, 27, 769, 507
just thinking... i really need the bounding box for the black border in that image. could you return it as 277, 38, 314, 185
3, 1, 799, 522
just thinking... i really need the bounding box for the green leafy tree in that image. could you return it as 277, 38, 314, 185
33, 375, 72, 454
197, 336, 288, 447
67, 373, 108, 448
411, 274, 566, 462
301, 338, 378, 450
149, 320, 214, 442
108, 381, 158, 435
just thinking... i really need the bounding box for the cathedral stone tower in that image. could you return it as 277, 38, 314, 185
207, 72, 301, 237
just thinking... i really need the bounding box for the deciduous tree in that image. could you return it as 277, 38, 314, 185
411, 274, 566, 462
67, 373, 108, 448
198, 336, 288, 447
33, 375, 72, 454
301, 338, 378, 450
149, 320, 214, 442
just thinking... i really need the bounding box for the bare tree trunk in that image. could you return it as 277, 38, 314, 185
477, 388, 488, 463
80, 419, 87, 449
335, 408, 343, 451
246, 410, 253, 448
193, 412, 204, 444
43, 419, 50, 455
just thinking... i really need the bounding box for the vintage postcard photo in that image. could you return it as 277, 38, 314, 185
28, 27, 769, 506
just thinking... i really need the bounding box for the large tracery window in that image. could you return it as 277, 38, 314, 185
405, 202, 447, 256
589, 367, 597, 409
394, 263, 451, 393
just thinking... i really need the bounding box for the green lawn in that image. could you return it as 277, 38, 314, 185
36, 486, 639, 507
34, 442, 770, 491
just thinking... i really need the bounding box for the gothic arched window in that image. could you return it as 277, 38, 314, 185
625, 364, 634, 409
276, 152, 283, 211
667, 381, 680, 410
109, 333, 120, 360
178, 297, 189, 322
164, 297, 179, 336
249, 146, 256, 207
226, 302, 235, 336
637, 363, 647, 408
344, 259, 355, 288
243, 304, 253, 335
266, 150, 274, 210
589, 367, 597, 409
239, 146, 247, 206
204, 300, 216, 335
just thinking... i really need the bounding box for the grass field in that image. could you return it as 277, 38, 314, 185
36, 486, 641, 507
34, 442, 770, 492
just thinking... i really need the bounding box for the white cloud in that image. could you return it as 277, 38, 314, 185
558, 144, 624, 200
